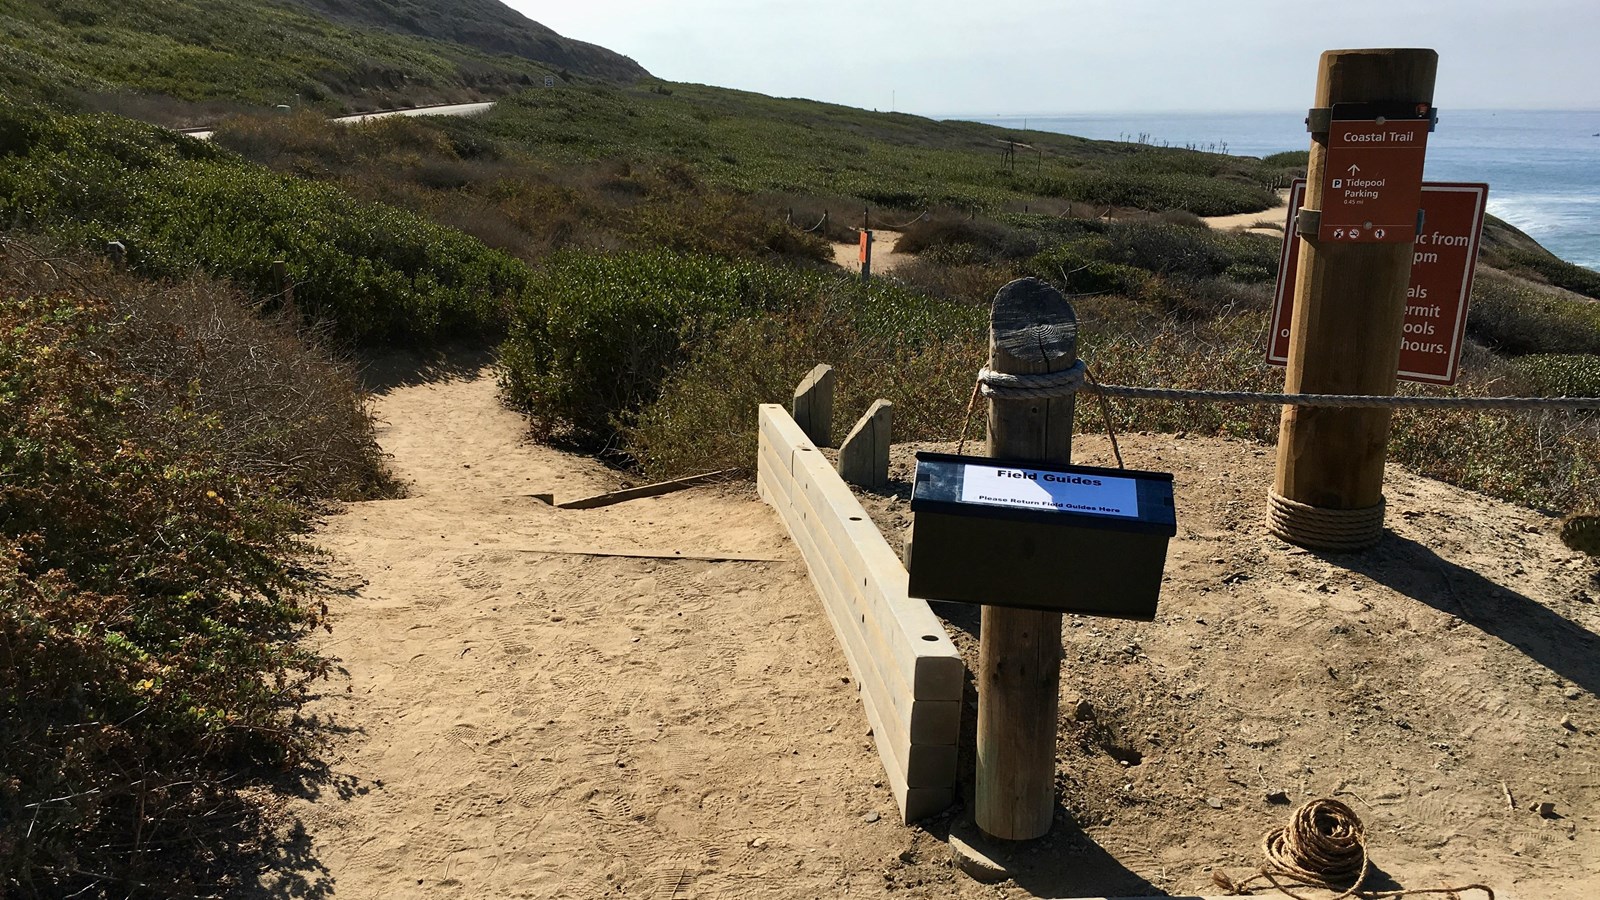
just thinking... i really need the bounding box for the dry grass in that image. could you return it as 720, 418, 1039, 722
1, 235, 393, 894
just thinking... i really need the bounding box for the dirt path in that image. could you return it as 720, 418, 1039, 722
1203, 188, 1291, 236
831, 229, 913, 275
271, 352, 1599, 899
273, 354, 958, 898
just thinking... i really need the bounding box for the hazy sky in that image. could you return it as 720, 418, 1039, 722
512, 0, 1600, 115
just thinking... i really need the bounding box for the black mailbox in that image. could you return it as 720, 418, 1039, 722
906, 452, 1177, 620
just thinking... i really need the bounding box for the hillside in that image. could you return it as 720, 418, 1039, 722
279, 0, 646, 82
0, 0, 645, 125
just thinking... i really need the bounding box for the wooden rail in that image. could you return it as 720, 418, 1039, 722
756, 404, 963, 823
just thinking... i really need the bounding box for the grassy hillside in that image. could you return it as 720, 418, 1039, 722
0, 106, 530, 343
0, 0, 643, 125
280, 0, 645, 82
458, 81, 1292, 216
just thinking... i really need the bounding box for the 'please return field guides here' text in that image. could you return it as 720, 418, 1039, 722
960, 466, 1140, 519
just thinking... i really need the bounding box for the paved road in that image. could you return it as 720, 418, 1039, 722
184, 100, 495, 141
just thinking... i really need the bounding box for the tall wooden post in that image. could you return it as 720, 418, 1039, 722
1271, 49, 1437, 550
976, 278, 1076, 840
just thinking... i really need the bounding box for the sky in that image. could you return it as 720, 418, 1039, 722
511, 0, 1600, 116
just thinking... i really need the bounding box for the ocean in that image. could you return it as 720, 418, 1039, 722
968, 110, 1600, 272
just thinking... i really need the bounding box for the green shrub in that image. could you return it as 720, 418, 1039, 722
1468, 269, 1600, 355
500, 249, 985, 466
893, 216, 1044, 261
1260, 151, 1309, 168
499, 251, 792, 447
1060, 171, 1276, 216
1511, 354, 1600, 398
1497, 248, 1600, 301
627, 282, 986, 478
0, 107, 529, 342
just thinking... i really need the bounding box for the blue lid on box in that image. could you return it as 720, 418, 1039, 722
910, 452, 1176, 536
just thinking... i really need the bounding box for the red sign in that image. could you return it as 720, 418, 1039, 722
1269, 179, 1489, 385
859, 230, 872, 264
1320, 114, 1430, 243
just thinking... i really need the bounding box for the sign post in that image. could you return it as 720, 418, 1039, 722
975, 278, 1076, 840
1270, 48, 1438, 551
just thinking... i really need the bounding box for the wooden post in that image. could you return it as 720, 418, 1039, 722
976, 278, 1076, 840
1271, 49, 1438, 550
838, 399, 893, 488
861, 208, 873, 280
792, 363, 836, 448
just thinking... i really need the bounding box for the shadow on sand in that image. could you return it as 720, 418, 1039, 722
357, 342, 497, 395
1330, 531, 1600, 696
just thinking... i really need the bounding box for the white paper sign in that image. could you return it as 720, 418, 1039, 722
960, 465, 1139, 518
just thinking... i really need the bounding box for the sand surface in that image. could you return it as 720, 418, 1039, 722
268, 352, 957, 899
831, 229, 913, 275
267, 352, 1600, 899
1203, 189, 1292, 236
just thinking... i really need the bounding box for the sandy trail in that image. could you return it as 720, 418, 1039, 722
276, 354, 936, 899
271, 351, 1600, 899
1203, 188, 1291, 236
831, 229, 913, 275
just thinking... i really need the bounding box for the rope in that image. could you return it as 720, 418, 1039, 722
880, 211, 929, 230
1213, 798, 1494, 900
976, 367, 1600, 410
1085, 367, 1125, 469
799, 213, 829, 234
1268, 491, 1386, 552
957, 362, 1125, 467
977, 360, 1088, 398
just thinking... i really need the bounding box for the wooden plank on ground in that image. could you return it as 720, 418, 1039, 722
554, 469, 736, 509
514, 547, 779, 563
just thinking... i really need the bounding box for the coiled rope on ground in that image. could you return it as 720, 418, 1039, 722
1212, 798, 1494, 900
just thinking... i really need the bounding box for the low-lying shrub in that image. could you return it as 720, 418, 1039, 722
0, 106, 529, 343
893, 216, 1044, 262
626, 284, 986, 479
1510, 354, 1600, 398
498, 249, 986, 468
1494, 248, 1600, 301
1, 238, 391, 893
499, 251, 791, 448
1468, 269, 1600, 355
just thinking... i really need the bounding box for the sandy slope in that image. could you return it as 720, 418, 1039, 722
1203, 188, 1292, 236
268, 353, 959, 899
831, 229, 913, 275
268, 352, 1599, 899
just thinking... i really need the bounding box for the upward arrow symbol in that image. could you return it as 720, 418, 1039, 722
1347, 164, 1361, 176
